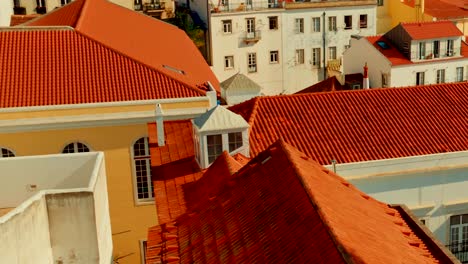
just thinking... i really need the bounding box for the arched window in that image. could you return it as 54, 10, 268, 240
1, 147, 15, 158
62, 142, 90, 154
132, 137, 153, 201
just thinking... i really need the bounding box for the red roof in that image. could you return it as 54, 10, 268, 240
24, 0, 220, 92
9, 14, 41, 26
402, 0, 468, 19
400, 21, 463, 40
229, 83, 468, 165
295, 76, 346, 94
0, 30, 204, 108
146, 140, 457, 263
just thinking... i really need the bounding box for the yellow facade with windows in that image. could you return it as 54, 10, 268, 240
0, 98, 212, 264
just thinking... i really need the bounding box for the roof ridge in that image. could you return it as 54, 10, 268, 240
74, 0, 90, 29
74, 31, 207, 96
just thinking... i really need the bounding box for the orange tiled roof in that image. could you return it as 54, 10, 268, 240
10, 14, 41, 26
0, 30, 204, 108
400, 21, 463, 40
229, 83, 468, 165
146, 140, 456, 264
402, 0, 468, 19
295, 76, 346, 94
24, 0, 220, 93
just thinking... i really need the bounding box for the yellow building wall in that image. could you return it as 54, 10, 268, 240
388, 1, 433, 29
377, 1, 392, 34
455, 20, 468, 36
1, 124, 158, 264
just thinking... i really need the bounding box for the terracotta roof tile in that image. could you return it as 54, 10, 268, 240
295, 76, 346, 94
401, 20, 463, 40
146, 140, 456, 263
25, 0, 220, 93
10, 14, 41, 26
0, 30, 203, 107
402, 0, 468, 19
229, 83, 468, 165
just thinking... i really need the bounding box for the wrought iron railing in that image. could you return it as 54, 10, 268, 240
409, 47, 463, 61
212, 1, 282, 13
242, 30, 261, 43
447, 242, 468, 263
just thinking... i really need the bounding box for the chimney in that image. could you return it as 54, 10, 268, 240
363, 62, 369, 89
155, 104, 165, 146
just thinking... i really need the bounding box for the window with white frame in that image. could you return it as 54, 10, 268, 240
133, 137, 153, 201
140, 240, 147, 264
228, 132, 243, 152
312, 48, 321, 67
224, 56, 234, 69
295, 49, 304, 65
246, 18, 255, 33
377, 0, 383, 6
359, 14, 367, 28
60, 0, 71, 5
449, 214, 468, 253
36, 0, 45, 7
433, 40, 440, 58
416, 72, 425, 85
328, 46, 337, 60
270, 50, 279, 63
222, 20, 232, 34
207, 134, 223, 164
295, 18, 304, 33
419, 42, 426, 59
456, 67, 464, 82
436, 69, 445, 84
269, 16, 278, 30
328, 16, 337, 31
344, 15, 352, 30
247, 53, 257, 73
1, 147, 15, 158
447, 39, 454, 56
62, 142, 90, 153
312, 17, 320, 32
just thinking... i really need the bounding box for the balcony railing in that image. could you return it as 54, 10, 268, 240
410, 47, 462, 61
211, 1, 282, 13
447, 242, 468, 263
242, 30, 261, 43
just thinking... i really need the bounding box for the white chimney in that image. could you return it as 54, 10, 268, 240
155, 103, 165, 146
363, 62, 369, 90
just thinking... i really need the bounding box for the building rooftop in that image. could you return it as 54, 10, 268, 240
295, 76, 346, 94
400, 21, 464, 40
23, 0, 219, 92
10, 14, 40, 26
229, 82, 468, 165
146, 140, 457, 263
402, 0, 468, 19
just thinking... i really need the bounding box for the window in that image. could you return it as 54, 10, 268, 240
207, 134, 223, 164
228, 132, 243, 152
328, 16, 337, 31
416, 72, 425, 85
60, 0, 71, 5
248, 53, 257, 72
224, 56, 234, 69
246, 18, 255, 33
344, 15, 352, 30
419, 42, 426, 59
270, 51, 279, 63
312, 17, 320, 32
359, 14, 367, 28
13, 0, 21, 7
1, 148, 15, 158
295, 49, 304, 65
62, 142, 90, 153
433, 40, 440, 58
132, 137, 153, 201
377, 0, 384, 6
381, 73, 388, 87
269, 16, 278, 30
328, 46, 337, 60
447, 39, 454, 57
312, 48, 321, 68
140, 240, 148, 264
449, 214, 468, 253
134, 0, 142, 10
36, 0, 45, 7
456, 67, 464, 82
295, 18, 304, 33
436, 69, 445, 84
222, 20, 232, 33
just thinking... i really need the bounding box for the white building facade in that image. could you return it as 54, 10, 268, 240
196, 0, 376, 95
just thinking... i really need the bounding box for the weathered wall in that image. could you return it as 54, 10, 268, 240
0, 197, 54, 264
0, 0, 13, 27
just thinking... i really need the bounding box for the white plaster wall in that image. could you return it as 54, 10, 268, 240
0, 197, 54, 264
0, 0, 13, 26
391, 59, 468, 87
0, 153, 97, 208
210, 10, 284, 95
93, 158, 113, 264
343, 37, 392, 88
282, 5, 376, 93
225, 87, 260, 105
410, 37, 464, 63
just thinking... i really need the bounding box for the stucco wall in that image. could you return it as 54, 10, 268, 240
0, 197, 54, 264
0, 124, 157, 264
0, 0, 13, 26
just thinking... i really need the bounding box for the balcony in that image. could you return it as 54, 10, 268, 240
447, 242, 468, 263
242, 30, 261, 44
411, 47, 462, 61
142, 2, 165, 17
211, 1, 282, 13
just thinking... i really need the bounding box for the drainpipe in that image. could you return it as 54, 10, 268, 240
156, 104, 165, 146
363, 62, 369, 89
322, 11, 327, 80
